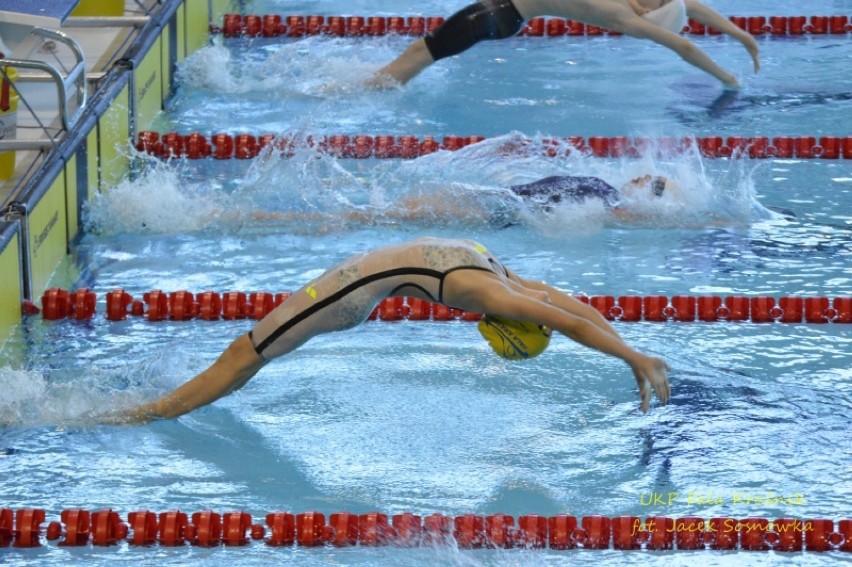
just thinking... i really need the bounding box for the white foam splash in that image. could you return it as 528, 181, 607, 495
176, 38, 393, 98
84, 160, 234, 235
0, 368, 48, 426
0, 347, 193, 428
356, 133, 777, 232
175, 42, 246, 94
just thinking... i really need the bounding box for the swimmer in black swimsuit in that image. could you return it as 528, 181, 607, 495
99, 237, 670, 424
369, 0, 759, 89
377, 174, 680, 226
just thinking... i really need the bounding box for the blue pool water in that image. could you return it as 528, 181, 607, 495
1, 0, 851, 564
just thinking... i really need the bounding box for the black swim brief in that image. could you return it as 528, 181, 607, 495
424, 0, 525, 61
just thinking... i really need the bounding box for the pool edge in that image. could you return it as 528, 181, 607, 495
0, 0, 232, 351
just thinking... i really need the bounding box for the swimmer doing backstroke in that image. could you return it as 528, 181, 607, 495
244, 174, 685, 228
97, 237, 671, 425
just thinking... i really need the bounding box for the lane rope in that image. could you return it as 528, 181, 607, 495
135, 132, 852, 160
2, 507, 850, 551
211, 14, 852, 38
31, 288, 852, 324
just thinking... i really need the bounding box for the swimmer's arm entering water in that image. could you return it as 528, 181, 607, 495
616, 15, 740, 88
684, 0, 760, 73
98, 334, 265, 425
448, 272, 670, 413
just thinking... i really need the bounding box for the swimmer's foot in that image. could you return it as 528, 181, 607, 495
364, 72, 402, 91
722, 77, 741, 91
318, 81, 353, 95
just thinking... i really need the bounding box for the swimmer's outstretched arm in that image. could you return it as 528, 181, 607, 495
617, 16, 740, 88
684, 0, 760, 73
98, 334, 265, 425
509, 275, 623, 340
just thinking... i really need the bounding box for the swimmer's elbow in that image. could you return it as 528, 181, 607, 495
554, 315, 590, 343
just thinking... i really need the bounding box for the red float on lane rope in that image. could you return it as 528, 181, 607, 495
266, 512, 295, 546
127, 510, 158, 546
91, 509, 126, 546
59, 509, 90, 546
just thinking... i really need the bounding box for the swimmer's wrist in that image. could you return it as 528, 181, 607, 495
721, 75, 739, 90
622, 350, 645, 368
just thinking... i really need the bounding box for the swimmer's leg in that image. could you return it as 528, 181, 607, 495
97, 333, 266, 424
370, 0, 524, 87
369, 38, 434, 87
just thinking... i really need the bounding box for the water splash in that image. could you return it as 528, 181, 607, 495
83, 158, 238, 235
0, 369, 48, 427
176, 38, 394, 99
0, 345, 192, 428
0, 366, 124, 428
85, 131, 781, 237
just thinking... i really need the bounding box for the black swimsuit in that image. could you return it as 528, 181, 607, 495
249, 239, 506, 359
509, 176, 622, 211
424, 0, 526, 61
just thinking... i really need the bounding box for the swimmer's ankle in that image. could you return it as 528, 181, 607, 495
722, 76, 740, 91
365, 71, 402, 90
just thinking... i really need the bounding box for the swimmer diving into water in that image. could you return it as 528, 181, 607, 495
98, 237, 670, 424
370, 0, 760, 89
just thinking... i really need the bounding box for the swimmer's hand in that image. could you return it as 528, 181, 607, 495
738, 35, 761, 73
629, 355, 671, 413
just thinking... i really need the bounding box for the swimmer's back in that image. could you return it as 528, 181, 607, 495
356, 237, 498, 276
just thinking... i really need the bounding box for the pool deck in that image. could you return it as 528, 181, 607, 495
0, 0, 157, 206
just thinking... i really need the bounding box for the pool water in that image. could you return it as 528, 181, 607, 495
1, 0, 850, 564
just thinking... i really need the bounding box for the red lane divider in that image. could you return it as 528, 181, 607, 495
211, 14, 852, 38
135, 132, 852, 160
33, 288, 852, 324
3, 507, 850, 551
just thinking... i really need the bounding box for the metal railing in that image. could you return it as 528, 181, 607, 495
0, 27, 87, 150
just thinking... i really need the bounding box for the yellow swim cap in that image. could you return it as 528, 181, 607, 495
478, 315, 552, 360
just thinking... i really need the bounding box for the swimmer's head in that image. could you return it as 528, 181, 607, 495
621, 175, 683, 201
478, 315, 552, 360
